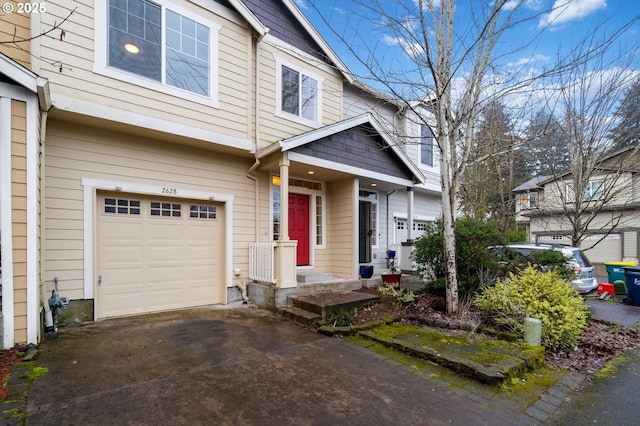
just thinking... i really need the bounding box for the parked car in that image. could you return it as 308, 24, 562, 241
490, 243, 597, 293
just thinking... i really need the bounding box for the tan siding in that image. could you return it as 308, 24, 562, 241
37, 1, 252, 141
11, 100, 28, 343
0, 2, 30, 67
321, 178, 355, 278
44, 120, 257, 299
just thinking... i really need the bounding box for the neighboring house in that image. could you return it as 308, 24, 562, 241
0, 0, 441, 348
513, 146, 640, 267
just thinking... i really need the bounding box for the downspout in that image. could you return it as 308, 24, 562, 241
239, 32, 268, 304
39, 110, 54, 332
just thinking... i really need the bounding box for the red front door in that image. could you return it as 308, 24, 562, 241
289, 193, 310, 265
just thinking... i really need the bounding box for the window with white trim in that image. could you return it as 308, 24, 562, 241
566, 179, 605, 203
276, 59, 322, 124
103, 0, 219, 101
520, 191, 538, 210
420, 125, 434, 167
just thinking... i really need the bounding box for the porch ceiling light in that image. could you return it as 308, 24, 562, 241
371, 183, 377, 187
307, 171, 314, 175
124, 43, 140, 54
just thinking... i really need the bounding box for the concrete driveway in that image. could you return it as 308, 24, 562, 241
26, 305, 518, 426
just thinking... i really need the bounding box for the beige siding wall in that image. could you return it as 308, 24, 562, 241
36, 1, 252, 141
321, 177, 355, 278
540, 173, 633, 210
0, 2, 30, 67
11, 100, 28, 343
43, 120, 257, 300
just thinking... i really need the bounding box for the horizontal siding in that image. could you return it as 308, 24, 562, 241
0, 2, 30, 67
11, 100, 28, 343
43, 120, 258, 299
37, 1, 251, 141
325, 178, 355, 278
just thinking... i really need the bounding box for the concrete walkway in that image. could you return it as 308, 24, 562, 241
24, 305, 524, 425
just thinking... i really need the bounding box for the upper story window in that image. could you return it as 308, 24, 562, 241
585, 179, 605, 200
520, 191, 538, 210
566, 179, 605, 203
420, 125, 434, 167
97, 0, 220, 105
276, 58, 323, 125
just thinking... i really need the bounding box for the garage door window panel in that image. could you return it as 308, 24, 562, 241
190, 204, 217, 219
151, 201, 181, 217
104, 198, 141, 215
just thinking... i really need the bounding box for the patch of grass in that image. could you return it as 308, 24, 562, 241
21, 366, 48, 381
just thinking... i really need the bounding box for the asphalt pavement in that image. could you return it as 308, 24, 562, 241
14, 298, 640, 425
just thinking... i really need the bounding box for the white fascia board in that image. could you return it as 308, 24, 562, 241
52, 94, 254, 152
226, 0, 269, 38
288, 152, 414, 187
0, 53, 38, 94
281, 0, 354, 83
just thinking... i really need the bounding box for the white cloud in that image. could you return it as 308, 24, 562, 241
294, 0, 308, 10
382, 34, 425, 57
539, 0, 607, 28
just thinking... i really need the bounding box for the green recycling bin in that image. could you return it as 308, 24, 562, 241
623, 267, 640, 306
604, 261, 637, 283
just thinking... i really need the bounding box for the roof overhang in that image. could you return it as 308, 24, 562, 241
0, 52, 51, 111
256, 113, 426, 185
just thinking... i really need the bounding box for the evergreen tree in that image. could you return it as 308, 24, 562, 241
609, 80, 640, 151
524, 110, 570, 176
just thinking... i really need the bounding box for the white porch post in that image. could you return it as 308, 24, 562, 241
280, 153, 290, 241
276, 152, 297, 288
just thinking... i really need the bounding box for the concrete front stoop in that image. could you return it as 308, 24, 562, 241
279, 291, 381, 327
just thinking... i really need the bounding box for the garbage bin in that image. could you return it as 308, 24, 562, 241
604, 261, 637, 283
623, 267, 640, 306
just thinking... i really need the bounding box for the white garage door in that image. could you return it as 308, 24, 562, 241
97, 192, 225, 319
538, 234, 621, 263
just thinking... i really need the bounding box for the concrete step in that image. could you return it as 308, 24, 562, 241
289, 290, 380, 320
277, 306, 322, 327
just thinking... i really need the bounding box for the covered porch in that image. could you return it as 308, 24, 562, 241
245, 114, 427, 308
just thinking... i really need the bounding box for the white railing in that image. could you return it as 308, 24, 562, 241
249, 242, 277, 284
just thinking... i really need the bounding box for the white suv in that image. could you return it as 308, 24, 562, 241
493, 243, 597, 293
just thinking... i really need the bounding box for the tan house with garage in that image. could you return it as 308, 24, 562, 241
514, 145, 640, 269
0, 0, 440, 348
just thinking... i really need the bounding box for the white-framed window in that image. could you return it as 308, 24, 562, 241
585, 179, 604, 200
359, 190, 378, 247
420, 125, 434, 167
275, 57, 323, 125
96, 0, 220, 106
566, 179, 605, 203
520, 191, 538, 210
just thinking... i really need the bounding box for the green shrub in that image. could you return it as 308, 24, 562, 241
474, 266, 589, 350
412, 218, 507, 295
378, 284, 417, 306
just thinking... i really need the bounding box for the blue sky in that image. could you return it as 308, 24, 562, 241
296, 0, 640, 99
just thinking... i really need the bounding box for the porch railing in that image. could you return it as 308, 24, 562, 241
249, 242, 277, 284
